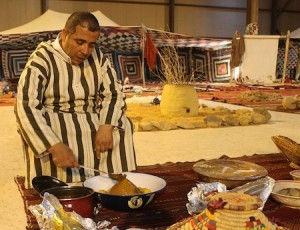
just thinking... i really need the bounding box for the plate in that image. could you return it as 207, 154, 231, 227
193, 159, 268, 189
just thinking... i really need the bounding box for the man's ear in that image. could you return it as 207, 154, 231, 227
61, 28, 68, 40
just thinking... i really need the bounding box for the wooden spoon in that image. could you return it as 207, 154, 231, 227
79, 165, 126, 181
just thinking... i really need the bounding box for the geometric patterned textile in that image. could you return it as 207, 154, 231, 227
1, 49, 33, 84
0, 27, 232, 53
113, 51, 143, 83
277, 41, 299, 80
146, 28, 231, 49
99, 26, 142, 53
0, 26, 232, 84
209, 48, 232, 82
211, 55, 231, 82
191, 47, 232, 82
177, 47, 191, 75
192, 48, 209, 81
0, 31, 58, 50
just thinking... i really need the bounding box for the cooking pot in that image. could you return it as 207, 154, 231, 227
41, 186, 95, 218
32, 176, 95, 218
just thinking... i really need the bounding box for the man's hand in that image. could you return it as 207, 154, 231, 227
48, 143, 79, 168
94, 124, 113, 159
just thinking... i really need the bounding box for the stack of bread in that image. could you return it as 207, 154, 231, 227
167, 192, 286, 230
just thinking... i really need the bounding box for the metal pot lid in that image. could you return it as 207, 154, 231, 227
32, 175, 67, 194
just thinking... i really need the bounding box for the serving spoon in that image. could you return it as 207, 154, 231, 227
79, 165, 126, 181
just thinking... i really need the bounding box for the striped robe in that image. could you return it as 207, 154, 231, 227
15, 36, 137, 188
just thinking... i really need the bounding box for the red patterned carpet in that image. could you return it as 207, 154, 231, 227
15, 153, 300, 230
2, 84, 300, 114
126, 83, 300, 114
0, 94, 15, 106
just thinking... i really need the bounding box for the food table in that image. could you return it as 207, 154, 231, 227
15, 153, 300, 230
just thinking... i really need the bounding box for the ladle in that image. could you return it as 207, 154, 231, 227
79, 165, 126, 181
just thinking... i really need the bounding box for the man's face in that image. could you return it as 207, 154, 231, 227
61, 25, 100, 65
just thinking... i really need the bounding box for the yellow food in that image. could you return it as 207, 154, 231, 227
99, 178, 151, 195
139, 187, 151, 194
278, 188, 300, 197
109, 178, 141, 195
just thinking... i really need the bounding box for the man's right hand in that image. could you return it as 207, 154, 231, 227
48, 143, 79, 168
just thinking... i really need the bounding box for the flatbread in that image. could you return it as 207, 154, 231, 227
207, 192, 262, 211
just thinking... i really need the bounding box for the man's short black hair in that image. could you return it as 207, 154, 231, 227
65, 11, 100, 34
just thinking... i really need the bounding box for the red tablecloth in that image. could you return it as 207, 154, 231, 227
15, 153, 300, 230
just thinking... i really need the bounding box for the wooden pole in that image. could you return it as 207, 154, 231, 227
282, 30, 290, 84
246, 0, 259, 25
141, 25, 146, 88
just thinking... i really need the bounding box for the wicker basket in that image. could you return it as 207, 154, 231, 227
272, 135, 300, 166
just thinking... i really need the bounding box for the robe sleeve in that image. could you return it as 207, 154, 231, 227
98, 52, 127, 129
15, 61, 61, 158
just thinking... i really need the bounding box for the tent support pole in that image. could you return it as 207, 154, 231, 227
141, 25, 146, 88
282, 30, 290, 84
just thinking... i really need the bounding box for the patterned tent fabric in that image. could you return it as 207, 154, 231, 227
0, 27, 231, 52
99, 26, 142, 53
0, 31, 59, 50
0, 26, 231, 84
147, 28, 231, 49
277, 41, 300, 80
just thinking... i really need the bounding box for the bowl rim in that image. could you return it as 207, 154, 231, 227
83, 172, 167, 197
41, 186, 95, 200
290, 170, 300, 176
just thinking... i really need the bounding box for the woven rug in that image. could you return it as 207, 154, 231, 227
15, 153, 300, 230
0, 94, 15, 106
127, 83, 300, 114
3, 84, 300, 113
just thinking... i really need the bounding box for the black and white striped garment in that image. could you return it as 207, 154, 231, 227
15, 36, 137, 188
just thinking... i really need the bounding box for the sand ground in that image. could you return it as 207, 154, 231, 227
0, 99, 299, 229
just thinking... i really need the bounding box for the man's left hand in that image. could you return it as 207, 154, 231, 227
94, 124, 113, 158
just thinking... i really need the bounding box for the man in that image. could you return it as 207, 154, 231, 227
15, 11, 137, 188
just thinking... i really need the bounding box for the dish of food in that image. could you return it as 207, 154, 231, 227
99, 177, 151, 195
83, 172, 166, 211
271, 180, 300, 209
193, 159, 268, 189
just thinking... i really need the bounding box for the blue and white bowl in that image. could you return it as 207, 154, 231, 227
83, 172, 166, 211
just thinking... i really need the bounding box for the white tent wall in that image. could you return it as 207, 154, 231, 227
0, 10, 119, 34
291, 28, 300, 39
240, 35, 281, 84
